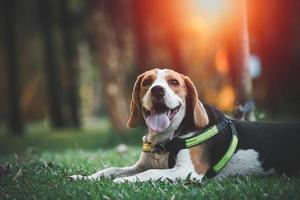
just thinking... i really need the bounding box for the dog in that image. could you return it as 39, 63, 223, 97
70, 68, 300, 183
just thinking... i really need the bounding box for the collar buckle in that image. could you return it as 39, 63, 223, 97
142, 141, 154, 153
142, 141, 166, 154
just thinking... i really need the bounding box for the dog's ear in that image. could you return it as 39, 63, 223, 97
184, 76, 209, 129
127, 74, 144, 128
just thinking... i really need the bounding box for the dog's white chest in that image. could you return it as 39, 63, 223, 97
139, 152, 170, 169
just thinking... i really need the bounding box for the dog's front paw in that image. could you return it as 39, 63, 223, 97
113, 177, 138, 183
113, 177, 127, 184
69, 175, 87, 181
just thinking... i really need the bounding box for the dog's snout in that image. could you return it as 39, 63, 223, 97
151, 86, 165, 99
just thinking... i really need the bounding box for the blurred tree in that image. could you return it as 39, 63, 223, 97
39, 0, 65, 128
59, 0, 80, 128
3, 0, 24, 135
131, 0, 185, 74
226, 0, 256, 121
248, 0, 300, 117
163, 1, 185, 74
132, 0, 150, 74
88, 0, 131, 130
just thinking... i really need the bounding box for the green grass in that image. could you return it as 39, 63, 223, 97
0, 119, 143, 155
1, 121, 300, 199
1, 148, 300, 200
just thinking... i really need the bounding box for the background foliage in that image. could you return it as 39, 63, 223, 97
0, 0, 300, 199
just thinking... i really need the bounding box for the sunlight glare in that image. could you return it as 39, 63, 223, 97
196, 0, 228, 16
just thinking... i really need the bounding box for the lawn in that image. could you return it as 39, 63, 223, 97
1, 121, 300, 200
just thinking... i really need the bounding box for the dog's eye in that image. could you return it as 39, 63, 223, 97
168, 79, 179, 86
142, 79, 153, 87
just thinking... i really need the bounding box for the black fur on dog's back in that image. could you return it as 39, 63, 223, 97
234, 119, 300, 174
202, 104, 300, 175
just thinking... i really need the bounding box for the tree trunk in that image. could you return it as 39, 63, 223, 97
132, 0, 151, 74
39, 0, 65, 128
131, 0, 185, 74
3, 0, 24, 135
88, 0, 130, 131
227, 0, 256, 121
167, 30, 185, 74
59, 0, 80, 128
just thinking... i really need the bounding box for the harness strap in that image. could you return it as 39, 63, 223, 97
205, 121, 238, 178
185, 118, 230, 148
142, 117, 239, 178
166, 118, 232, 168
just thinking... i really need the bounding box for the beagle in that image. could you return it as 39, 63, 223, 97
70, 68, 300, 183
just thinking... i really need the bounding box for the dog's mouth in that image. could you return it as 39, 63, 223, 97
142, 104, 181, 133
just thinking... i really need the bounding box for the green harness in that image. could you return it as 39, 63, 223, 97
142, 117, 239, 177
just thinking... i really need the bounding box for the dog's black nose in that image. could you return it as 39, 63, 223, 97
151, 86, 165, 100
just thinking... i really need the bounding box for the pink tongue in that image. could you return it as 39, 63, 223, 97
146, 113, 170, 132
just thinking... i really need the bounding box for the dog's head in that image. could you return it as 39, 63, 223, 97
127, 68, 209, 136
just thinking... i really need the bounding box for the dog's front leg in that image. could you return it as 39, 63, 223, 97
70, 164, 144, 181
113, 149, 204, 183
113, 168, 203, 183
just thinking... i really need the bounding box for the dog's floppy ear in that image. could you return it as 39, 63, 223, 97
127, 74, 144, 128
184, 76, 209, 129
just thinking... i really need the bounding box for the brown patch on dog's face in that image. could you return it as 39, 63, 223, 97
127, 69, 158, 128
139, 70, 157, 100
165, 72, 187, 102
189, 144, 210, 175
